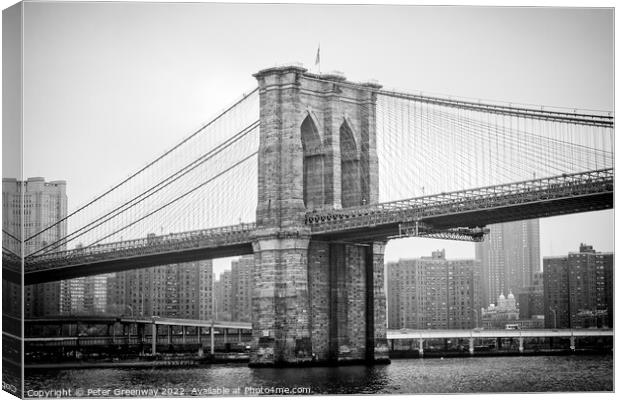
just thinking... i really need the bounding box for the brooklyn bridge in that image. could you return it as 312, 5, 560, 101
3, 65, 613, 366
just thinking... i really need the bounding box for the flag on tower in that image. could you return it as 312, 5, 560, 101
315, 44, 320, 66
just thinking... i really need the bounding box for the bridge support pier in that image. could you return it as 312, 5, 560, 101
210, 324, 215, 355
151, 324, 157, 354
107, 324, 114, 345
250, 66, 386, 367
570, 336, 576, 352
250, 236, 388, 367
308, 241, 389, 364
250, 233, 313, 366
418, 339, 424, 358
519, 337, 524, 353
469, 337, 475, 355
197, 327, 204, 356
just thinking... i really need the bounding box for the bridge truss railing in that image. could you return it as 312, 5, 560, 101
305, 168, 613, 234
25, 223, 256, 272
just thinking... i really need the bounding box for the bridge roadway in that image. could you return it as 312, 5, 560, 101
17, 315, 614, 353
18, 316, 253, 356
14, 224, 257, 285
23, 323, 612, 340
387, 328, 613, 340
12, 168, 613, 285
21, 315, 252, 331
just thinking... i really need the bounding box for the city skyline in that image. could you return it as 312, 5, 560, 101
3, 3, 612, 276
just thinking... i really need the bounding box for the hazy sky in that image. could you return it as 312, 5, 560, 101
5, 1, 614, 275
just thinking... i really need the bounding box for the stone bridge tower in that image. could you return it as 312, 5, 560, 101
251, 65, 389, 366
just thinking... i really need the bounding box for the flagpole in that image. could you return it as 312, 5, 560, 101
315, 44, 321, 75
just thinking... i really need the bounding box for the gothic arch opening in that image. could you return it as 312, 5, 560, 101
301, 115, 324, 209
340, 120, 361, 207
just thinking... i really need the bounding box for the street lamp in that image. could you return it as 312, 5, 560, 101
124, 305, 136, 343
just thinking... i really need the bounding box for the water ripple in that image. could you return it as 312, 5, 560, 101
24, 355, 612, 396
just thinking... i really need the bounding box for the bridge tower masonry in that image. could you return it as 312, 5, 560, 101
250, 65, 389, 366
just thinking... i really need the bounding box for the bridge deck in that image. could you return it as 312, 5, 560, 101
7, 169, 613, 285
307, 169, 613, 241
21, 224, 256, 284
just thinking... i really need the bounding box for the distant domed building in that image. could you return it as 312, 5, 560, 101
481, 291, 520, 328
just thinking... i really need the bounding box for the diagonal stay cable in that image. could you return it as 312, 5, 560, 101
25, 87, 259, 243
29, 122, 259, 257
2, 247, 20, 257
80, 152, 258, 250
28, 121, 259, 257
2, 229, 20, 243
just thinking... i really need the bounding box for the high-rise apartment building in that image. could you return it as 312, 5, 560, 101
198, 267, 214, 320
2, 177, 67, 317
542, 256, 570, 328
61, 278, 86, 314
518, 271, 544, 319
387, 250, 480, 329
230, 255, 253, 322
61, 275, 109, 315
543, 244, 613, 328
475, 219, 540, 308
214, 270, 233, 320
106, 271, 128, 315
107, 260, 213, 319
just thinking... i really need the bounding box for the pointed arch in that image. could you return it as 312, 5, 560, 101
340, 118, 358, 160
340, 119, 361, 207
301, 114, 324, 209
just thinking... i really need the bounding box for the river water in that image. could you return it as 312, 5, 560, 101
24, 355, 612, 396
